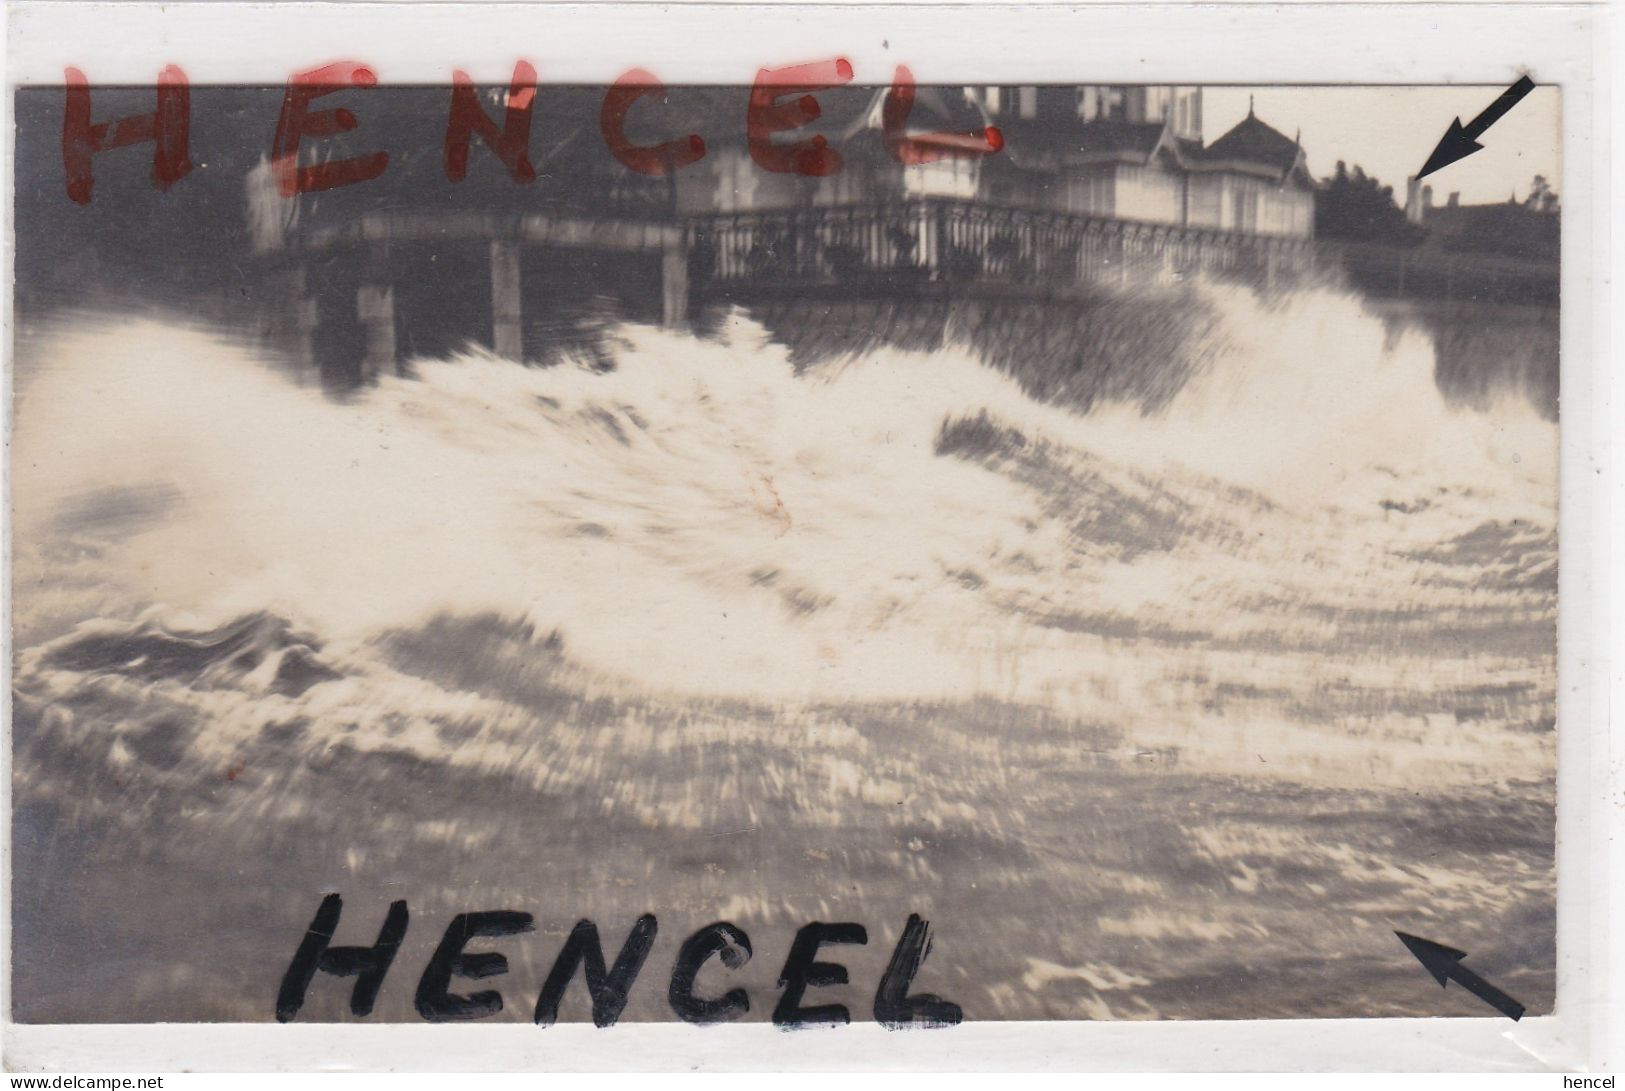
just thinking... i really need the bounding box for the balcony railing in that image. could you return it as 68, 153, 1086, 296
690, 199, 1557, 306
690, 199, 1316, 294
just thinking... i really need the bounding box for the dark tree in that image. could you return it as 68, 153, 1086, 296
1314, 160, 1422, 245
1523, 175, 1559, 213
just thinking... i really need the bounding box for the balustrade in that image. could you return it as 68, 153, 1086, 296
690, 199, 1549, 306
691, 199, 1323, 295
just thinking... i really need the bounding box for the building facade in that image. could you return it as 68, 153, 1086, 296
679, 85, 1315, 240
246, 83, 1323, 388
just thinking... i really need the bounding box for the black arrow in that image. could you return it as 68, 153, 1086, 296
1395, 931, 1526, 1020
1416, 76, 1537, 180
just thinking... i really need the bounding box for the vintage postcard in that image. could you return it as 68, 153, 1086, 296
2, 0, 1608, 1074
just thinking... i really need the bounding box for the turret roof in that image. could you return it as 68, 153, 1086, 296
1201, 112, 1305, 178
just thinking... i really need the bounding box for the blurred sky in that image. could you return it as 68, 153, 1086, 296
1204, 86, 1561, 207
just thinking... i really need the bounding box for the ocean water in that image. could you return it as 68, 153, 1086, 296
10, 285, 1557, 1023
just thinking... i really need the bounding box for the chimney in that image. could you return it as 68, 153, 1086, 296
1447, 192, 1460, 209
1404, 176, 1426, 224
1422, 184, 1433, 210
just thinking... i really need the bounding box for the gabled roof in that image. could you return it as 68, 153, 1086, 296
993, 118, 1167, 169
619, 85, 880, 149
1200, 111, 1308, 181
646, 84, 993, 155
839, 84, 994, 142
1076, 120, 1170, 160
989, 108, 1311, 187
1173, 136, 1206, 161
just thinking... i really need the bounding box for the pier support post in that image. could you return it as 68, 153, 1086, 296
293, 292, 319, 379
275, 264, 318, 381
356, 283, 396, 380
490, 239, 523, 360
661, 234, 690, 328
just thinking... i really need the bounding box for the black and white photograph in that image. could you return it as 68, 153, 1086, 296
9, 63, 1566, 1035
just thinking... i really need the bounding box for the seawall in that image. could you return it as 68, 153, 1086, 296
715, 286, 1559, 423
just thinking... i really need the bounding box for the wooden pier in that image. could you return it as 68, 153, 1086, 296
259, 196, 1558, 387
